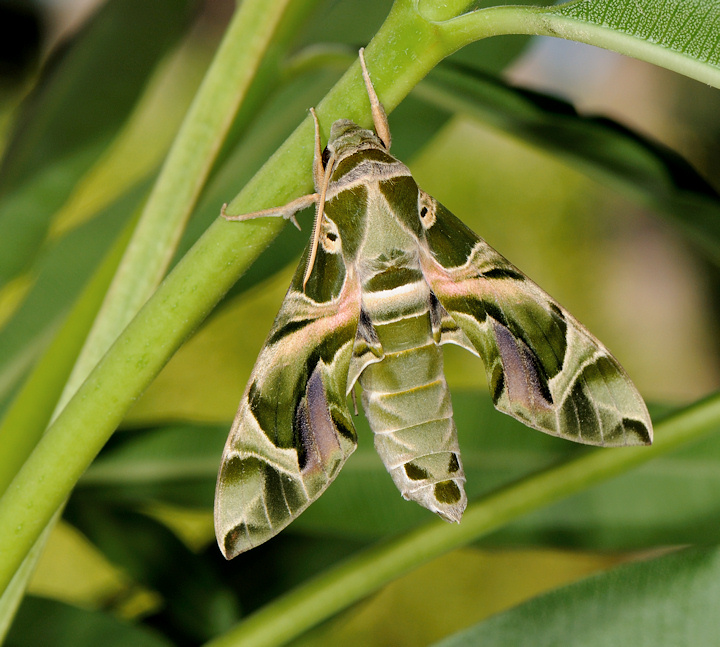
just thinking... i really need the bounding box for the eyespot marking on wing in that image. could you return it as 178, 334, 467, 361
418, 190, 437, 229
321, 217, 342, 254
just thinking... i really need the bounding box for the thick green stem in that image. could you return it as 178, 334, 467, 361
0, 3, 452, 594
204, 394, 720, 647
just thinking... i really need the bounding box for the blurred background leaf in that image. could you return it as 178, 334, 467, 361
62, 506, 240, 643
288, 546, 625, 647
0, 0, 199, 289
0, 0, 212, 412
6, 595, 173, 647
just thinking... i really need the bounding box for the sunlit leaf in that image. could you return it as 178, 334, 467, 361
433, 544, 720, 647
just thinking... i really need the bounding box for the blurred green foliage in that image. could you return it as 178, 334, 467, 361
1, 0, 720, 646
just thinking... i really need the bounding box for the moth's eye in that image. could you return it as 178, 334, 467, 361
320, 219, 342, 254
417, 191, 437, 229
321, 146, 331, 167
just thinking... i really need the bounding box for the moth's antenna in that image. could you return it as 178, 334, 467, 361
350, 386, 359, 416
311, 105, 324, 190
359, 48, 391, 150
303, 109, 333, 291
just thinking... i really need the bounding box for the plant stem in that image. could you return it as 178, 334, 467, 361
0, 0, 454, 594
204, 394, 720, 647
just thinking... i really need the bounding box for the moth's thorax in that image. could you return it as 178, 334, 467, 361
360, 187, 419, 265
322, 120, 416, 265
325, 120, 406, 183
323, 171, 421, 274
327, 119, 385, 158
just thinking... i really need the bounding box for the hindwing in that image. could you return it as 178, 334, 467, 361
419, 196, 652, 447
214, 247, 361, 558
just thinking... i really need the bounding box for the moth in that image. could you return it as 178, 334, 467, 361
214, 49, 653, 559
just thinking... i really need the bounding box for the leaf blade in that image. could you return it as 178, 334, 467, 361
553, 0, 720, 69
433, 544, 720, 647
6, 596, 173, 647
445, 1, 720, 89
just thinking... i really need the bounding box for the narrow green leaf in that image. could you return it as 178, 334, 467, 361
0, 209, 136, 495
78, 424, 224, 508
73, 0, 318, 384
0, 184, 145, 410
288, 547, 619, 647
433, 544, 720, 647
174, 67, 345, 299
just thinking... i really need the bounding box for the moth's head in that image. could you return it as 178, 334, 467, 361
325, 118, 385, 160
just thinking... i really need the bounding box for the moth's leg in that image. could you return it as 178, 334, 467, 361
221, 192, 318, 231
221, 111, 323, 231
359, 47, 391, 151
310, 108, 324, 191
350, 385, 359, 416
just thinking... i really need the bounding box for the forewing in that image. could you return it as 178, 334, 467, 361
420, 198, 652, 447
214, 252, 361, 558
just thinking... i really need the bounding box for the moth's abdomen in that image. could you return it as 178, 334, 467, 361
357, 281, 467, 523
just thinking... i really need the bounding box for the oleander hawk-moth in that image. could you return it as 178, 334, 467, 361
214, 49, 653, 559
